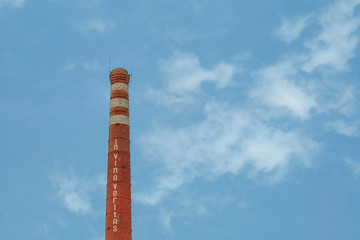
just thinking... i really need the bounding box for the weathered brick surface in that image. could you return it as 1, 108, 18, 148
105, 68, 132, 240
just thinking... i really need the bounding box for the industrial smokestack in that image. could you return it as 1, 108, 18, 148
105, 68, 131, 240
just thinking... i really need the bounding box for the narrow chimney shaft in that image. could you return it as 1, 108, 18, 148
105, 68, 131, 240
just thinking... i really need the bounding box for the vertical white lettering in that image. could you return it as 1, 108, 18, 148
112, 141, 120, 233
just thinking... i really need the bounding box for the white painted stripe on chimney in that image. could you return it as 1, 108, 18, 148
111, 83, 128, 92
111, 98, 129, 109
110, 115, 129, 126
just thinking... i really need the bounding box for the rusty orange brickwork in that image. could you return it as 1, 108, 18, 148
105, 68, 131, 240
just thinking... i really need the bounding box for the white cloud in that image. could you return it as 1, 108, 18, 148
158, 51, 239, 96
76, 19, 114, 35
314, 83, 357, 115
137, 0, 360, 217
167, 29, 194, 43
251, 60, 317, 119
252, 0, 360, 118
49, 172, 105, 215
158, 211, 174, 234
63, 62, 75, 71
147, 88, 194, 106
302, 0, 360, 72
0, 0, 24, 8
325, 120, 359, 137
156, 194, 236, 233
34, 223, 55, 240
62, 59, 101, 71
136, 102, 319, 205
334, 85, 357, 115
274, 14, 313, 43
84, 60, 99, 71
345, 158, 360, 174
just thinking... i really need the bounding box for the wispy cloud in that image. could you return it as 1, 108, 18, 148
250, 59, 317, 119
137, 0, 360, 209
158, 211, 174, 234
136, 101, 319, 205
274, 14, 313, 43
83, 60, 100, 71
0, 0, 25, 8
253, 0, 360, 119
149, 51, 240, 106
167, 29, 194, 43
34, 223, 55, 240
151, 193, 237, 233
63, 62, 75, 71
76, 19, 115, 35
135, 1, 360, 231
49, 172, 105, 215
345, 158, 360, 174
302, 0, 360, 72
62, 60, 101, 71
325, 120, 359, 137
315, 83, 357, 115
159, 51, 239, 95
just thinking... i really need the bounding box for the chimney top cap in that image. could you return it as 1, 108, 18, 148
110, 68, 128, 75
110, 68, 130, 84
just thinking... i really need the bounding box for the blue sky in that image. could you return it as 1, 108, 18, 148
1, 0, 360, 239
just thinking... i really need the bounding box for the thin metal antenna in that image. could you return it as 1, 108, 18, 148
129, 61, 133, 81
109, 55, 112, 73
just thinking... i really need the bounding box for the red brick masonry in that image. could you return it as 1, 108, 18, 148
105, 68, 131, 240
